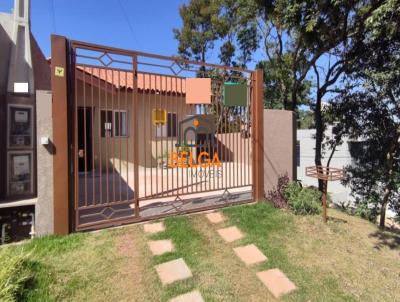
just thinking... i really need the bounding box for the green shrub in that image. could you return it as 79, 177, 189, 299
266, 174, 289, 208
354, 203, 378, 222
284, 182, 322, 215
0, 248, 32, 302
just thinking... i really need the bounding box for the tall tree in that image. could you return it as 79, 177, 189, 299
174, 0, 391, 197
331, 0, 400, 227
173, 0, 221, 63
252, 1, 386, 193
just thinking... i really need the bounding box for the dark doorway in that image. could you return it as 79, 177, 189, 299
78, 107, 93, 172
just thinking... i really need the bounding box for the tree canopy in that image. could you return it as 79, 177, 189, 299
174, 0, 400, 226
331, 0, 400, 227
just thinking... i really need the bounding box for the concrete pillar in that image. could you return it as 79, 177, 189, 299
35, 90, 54, 235
263, 109, 297, 194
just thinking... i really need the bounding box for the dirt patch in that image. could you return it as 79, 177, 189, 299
113, 227, 161, 302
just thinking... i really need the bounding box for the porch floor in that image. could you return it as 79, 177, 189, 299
76, 163, 252, 228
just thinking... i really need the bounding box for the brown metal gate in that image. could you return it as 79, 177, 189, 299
67, 40, 262, 231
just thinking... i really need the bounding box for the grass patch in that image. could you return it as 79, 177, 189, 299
145, 216, 238, 301
223, 202, 355, 301
284, 209, 400, 301
1, 203, 398, 301
0, 248, 32, 302
0, 230, 139, 301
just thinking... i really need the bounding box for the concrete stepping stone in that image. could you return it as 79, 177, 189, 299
169, 290, 204, 302
256, 268, 297, 298
143, 222, 165, 234
217, 226, 244, 243
206, 212, 225, 224
155, 258, 192, 285
233, 244, 268, 265
147, 239, 174, 256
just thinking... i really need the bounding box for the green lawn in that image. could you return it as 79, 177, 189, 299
1, 203, 399, 301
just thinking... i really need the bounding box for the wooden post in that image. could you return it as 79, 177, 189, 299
252, 69, 264, 201
322, 180, 328, 223
51, 35, 70, 234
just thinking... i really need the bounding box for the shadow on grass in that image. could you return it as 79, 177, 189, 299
369, 228, 400, 251
19, 259, 53, 302
327, 216, 348, 224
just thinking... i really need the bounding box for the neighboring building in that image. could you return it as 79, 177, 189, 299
0, 0, 50, 242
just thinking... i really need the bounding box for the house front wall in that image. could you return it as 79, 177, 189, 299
76, 79, 192, 172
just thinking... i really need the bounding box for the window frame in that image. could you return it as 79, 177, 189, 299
155, 112, 177, 139
167, 112, 177, 138
100, 109, 129, 138
113, 110, 129, 138
100, 109, 113, 138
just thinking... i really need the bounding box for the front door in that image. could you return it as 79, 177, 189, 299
78, 107, 92, 172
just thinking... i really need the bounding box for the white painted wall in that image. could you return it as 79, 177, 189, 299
297, 127, 353, 204
297, 128, 397, 219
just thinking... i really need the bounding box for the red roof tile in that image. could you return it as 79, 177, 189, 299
77, 66, 186, 94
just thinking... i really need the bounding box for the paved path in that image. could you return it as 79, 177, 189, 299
142, 211, 296, 301
207, 211, 297, 299
143, 221, 205, 302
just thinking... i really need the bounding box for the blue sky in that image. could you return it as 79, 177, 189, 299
0, 0, 187, 58
0, 0, 267, 69
0, 0, 331, 103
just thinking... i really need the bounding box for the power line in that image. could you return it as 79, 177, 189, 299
117, 0, 141, 48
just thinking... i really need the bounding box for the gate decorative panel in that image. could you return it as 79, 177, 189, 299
69, 40, 257, 230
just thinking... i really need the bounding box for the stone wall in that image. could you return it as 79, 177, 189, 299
35, 90, 54, 235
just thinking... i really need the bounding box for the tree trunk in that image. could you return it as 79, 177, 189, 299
282, 82, 288, 110
314, 93, 324, 192
379, 138, 397, 228
291, 86, 297, 111
379, 190, 389, 228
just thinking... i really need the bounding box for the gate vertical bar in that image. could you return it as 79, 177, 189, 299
252, 69, 264, 201
118, 71, 122, 203
111, 69, 116, 203
98, 69, 103, 205
143, 74, 147, 198
91, 68, 95, 205
125, 71, 129, 201
73, 51, 79, 227
132, 55, 140, 216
